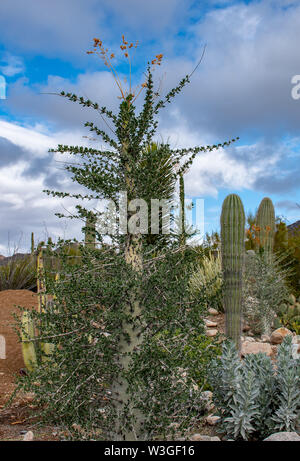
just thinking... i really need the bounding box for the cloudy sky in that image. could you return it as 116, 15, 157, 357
0, 0, 300, 255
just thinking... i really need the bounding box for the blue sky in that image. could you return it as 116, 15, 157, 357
0, 0, 300, 255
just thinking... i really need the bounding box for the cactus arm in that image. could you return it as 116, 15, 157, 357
31, 232, 35, 254
85, 212, 96, 249
37, 248, 55, 362
21, 311, 37, 372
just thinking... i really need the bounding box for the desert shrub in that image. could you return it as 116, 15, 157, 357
189, 251, 223, 312
274, 296, 300, 334
11, 240, 218, 441
208, 335, 300, 441
243, 250, 291, 335
0, 254, 37, 291
274, 220, 300, 298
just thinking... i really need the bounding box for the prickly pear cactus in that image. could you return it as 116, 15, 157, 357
221, 194, 245, 351
255, 197, 275, 261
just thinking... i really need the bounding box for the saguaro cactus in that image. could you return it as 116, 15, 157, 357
84, 212, 97, 249
221, 194, 245, 352
21, 247, 56, 370
37, 248, 55, 360
255, 197, 275, 262
21, 311, 38, 371
179, 173, 186, 247
31, 232, 35, 254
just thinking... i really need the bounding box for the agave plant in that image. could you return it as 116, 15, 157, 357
189, 251, 223, 311
0, 254, 37, 291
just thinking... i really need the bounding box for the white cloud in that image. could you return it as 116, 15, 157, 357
0, 54, 24, 77
0, 120, 54, 156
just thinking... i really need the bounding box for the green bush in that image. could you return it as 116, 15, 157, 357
208, 335, 300, 440
12, 242, 216, 441
243, 250, 291, 335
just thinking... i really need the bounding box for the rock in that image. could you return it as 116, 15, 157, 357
241, 341, 273, 357
271, 345, 278, 357
204, 319, 218, 327
205, 402, 215, 412
242, 324, 251, 332
270, 327, 293, 345
206, 329, 218, 337
200, 391, 215, 411
208, 308, 219, 316
292, 343, 300, 359
263, 432, 300, 441
23, 431, 34, 441
206, 415, 220, 426
189, 434, 220, 441
245, 336, 256, 342
23, 393, 35, 403
261, 334, 270, 343
201, 391, 213, 400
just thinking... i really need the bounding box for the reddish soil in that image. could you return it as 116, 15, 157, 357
0, 289, 60, 441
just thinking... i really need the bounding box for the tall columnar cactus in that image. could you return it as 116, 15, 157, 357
221, 194, 245, 352
179, 173, 186, 247
37, 248, 55, 360
21, 247, 56, 370
255, 197, 275, 262
21, 311, 38, 371
84, 212, 97, 249
31, 232, 35, 255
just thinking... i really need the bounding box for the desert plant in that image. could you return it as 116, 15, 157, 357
31, 232, 35, 254
0, 254, 37, 291
255, 197, 275, 262
12, 35, 238, 441
189, 251, 223, 312
209, 335, 300, 440
275, 296, 300, 333
220, 194, 245, 351
20, 248, 57, 370
84, 212, 97, 249
243, 250, 291, 335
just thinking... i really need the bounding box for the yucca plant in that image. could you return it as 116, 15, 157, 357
189, 251, 223, 312
0, 254, 37, 291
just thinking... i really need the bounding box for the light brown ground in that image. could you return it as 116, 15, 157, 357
0, 289, 60, 441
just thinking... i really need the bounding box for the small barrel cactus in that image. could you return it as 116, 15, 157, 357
221, 194, 245, 351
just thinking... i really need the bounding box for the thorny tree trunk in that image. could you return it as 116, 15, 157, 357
110, 144, 146, 441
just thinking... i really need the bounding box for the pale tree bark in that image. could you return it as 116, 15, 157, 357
110, 143, 146, 441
